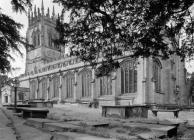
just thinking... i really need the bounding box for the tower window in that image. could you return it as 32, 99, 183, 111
32, 30, 41, 47
48, 32, 53, 47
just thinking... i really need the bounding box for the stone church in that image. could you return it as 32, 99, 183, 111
19, 1, 188, 107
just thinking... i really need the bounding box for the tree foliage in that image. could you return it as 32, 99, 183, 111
0, 0, 31, 73
54, 0, 194, 76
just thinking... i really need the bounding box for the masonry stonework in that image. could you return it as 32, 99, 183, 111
19, 2, 188, 107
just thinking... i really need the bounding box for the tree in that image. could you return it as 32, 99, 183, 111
0, 0, 31, 73
54, 0, 194, 76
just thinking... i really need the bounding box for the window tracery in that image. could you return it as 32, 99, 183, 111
120, 59, 137, 94
63, 72, 74, 98
79, 69, 92, 97
153, 58, 162, 92
53, 75, 60, 98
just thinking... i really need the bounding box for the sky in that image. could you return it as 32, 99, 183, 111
0, 0, 61, 77
0, 0, 194, 77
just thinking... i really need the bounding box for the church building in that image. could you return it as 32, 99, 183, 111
19, 1, 188, 107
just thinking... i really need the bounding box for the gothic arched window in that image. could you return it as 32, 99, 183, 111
30, 80, 36, 99
153, 58, 162, 92
53, 76, 60, 98
37, 34, 40, 46
42, 78, 47, 99
63, 72, 74, 98
79, 69, 92, 97
120, 59, 137, 94
32, 32, 37, 46
32, 30, 41, 47
48, 31, 53, 48
18, 92, 24, 101
100, 75, 112, 96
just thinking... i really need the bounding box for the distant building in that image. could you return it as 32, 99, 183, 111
1, 85, 29, 105
0, 75, 8, 105
19, 1, 188, 107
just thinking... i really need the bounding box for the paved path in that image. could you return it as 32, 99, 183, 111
0, 108, 52, 140
1, 107, 52, 140
0, 108, 16, 140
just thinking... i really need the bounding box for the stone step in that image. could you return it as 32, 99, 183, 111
53, 132, 115, 140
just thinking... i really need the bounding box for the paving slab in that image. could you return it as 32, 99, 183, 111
129, 119, 179, 126
130, 119, 158, 124
69, 121, 109, 127
169, 119, 187, 124
123, 122, 165, 129
119, 121, 178, 138
0, 127, 16, 140
0, 109, 16, 140
187, 120, 194, 126
109, 128, 138, 140
24, 118, 58, 128
3, 108, 52, 140
157, 119, 179, 126
151, 126, 177, 138
44, 122, 83, 132
53, 132, 115, 140
137, 132, 165, 139
59, 116, 80, 122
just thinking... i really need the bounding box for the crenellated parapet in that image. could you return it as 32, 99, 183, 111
28, 0, 57, 26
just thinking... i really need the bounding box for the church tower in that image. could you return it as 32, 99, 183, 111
25, 0, 63, 74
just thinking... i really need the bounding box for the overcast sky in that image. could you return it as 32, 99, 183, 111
0, 0, 61, 77
0, 0, 194, 77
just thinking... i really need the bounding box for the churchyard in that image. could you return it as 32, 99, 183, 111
2, 103, 194, 140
